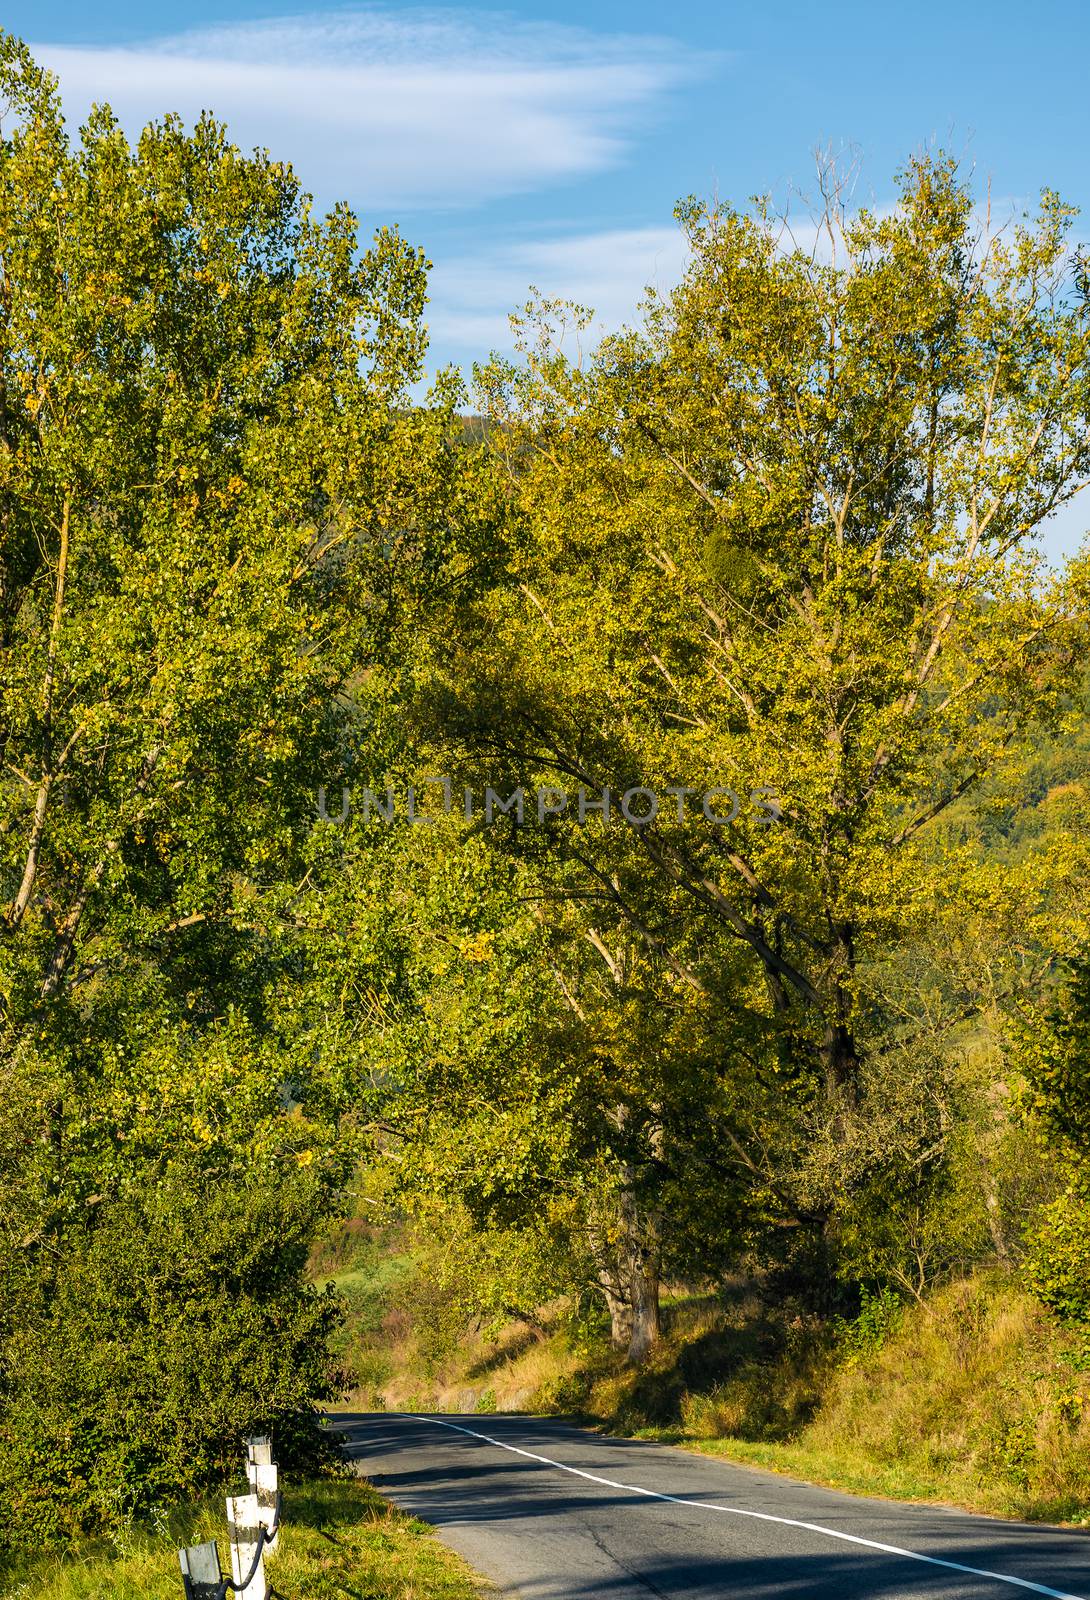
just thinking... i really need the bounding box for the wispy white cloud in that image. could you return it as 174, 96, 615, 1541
33, 8, 701, 211
427, 224, 690, 356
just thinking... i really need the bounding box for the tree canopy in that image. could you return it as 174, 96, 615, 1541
2, 32, 1089, 1549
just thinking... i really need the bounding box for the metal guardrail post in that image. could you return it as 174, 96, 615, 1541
178, 1540, 224, 1600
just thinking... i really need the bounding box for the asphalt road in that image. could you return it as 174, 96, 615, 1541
337, 1412, 1089, 1600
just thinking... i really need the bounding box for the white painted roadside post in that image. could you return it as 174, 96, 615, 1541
249, 1460, 281, 1554
226, 1493, 266, 1600
178, 1436, 283, 1597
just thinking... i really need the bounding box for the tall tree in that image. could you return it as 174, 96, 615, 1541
0, 34, 452, 1542
310, 811, 755, 1361
403, 155, 1090, 1333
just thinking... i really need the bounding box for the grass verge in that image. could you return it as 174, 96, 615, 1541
0, 1476, 487, 1600
581, 1277, 1090, 1526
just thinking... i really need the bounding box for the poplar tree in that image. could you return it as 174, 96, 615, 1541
0, 34, 450, 1541
408, 156, 1090, 1343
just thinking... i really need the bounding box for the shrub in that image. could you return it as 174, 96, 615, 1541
1024, 1187, 1090, 1327
833, 1285, 904, 1367
1012, 960, 1090, 1331
0, 1169, 345, 1551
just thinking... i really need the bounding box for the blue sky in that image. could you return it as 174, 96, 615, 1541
11, 2, 1090, 556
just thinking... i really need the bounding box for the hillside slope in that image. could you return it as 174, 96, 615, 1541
320, 1237, 1090, 1525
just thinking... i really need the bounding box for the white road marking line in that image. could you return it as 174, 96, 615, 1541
399, 1415, 1087, 1600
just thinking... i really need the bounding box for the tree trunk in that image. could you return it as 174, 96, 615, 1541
617, 1181, 662, 1364
821, 1017, 861, 1101
599, 1270, 634, 1351
984, 1187, 1012, 1271
821, 930, 861, 1100
589, 1090, 664, 1363
593, 1207, 662, 1361
626, 1246, 661, 1364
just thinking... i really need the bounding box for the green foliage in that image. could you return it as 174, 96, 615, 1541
0, 1170, 344, 1550
1024, 1192, 1090, 1327
0, 33, 457, 1546
3, 24, 1090, 1548
1013, 960, 1090, 1326
372, 148, 1090, 1328
368, 1210, 582, 1381
832, 1286, 904, 1366
1017, 961, 1090, 1157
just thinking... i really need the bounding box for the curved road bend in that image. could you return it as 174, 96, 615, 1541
338, 1411, 1090, 1600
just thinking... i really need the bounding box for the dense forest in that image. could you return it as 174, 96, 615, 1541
1, 31, 1089, 1552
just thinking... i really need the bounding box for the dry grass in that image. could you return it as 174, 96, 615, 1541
335, 1255, 1090, 1526
596, 1278, 1090, 1524
341, 1311, 574, 1416
772, 1276, 1090, 1522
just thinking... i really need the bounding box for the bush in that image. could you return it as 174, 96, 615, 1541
0, 1169, 345, 1551
833, 1286, 904, 1367
1012, 960, 1090, 1332
1024, 1187, 1090, 1327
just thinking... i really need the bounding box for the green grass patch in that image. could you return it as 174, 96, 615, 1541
670, 1433, 1090, 1526
0, 1476, 486, 1599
